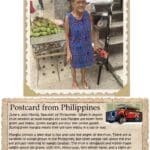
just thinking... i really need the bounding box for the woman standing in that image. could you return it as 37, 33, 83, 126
64, 0, 97, 89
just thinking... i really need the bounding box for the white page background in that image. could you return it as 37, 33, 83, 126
0, 0, 150, 149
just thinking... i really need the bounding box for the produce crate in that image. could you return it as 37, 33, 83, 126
30, 32, 66, 87
31, 32, 65, 60
31, 32, 65, 45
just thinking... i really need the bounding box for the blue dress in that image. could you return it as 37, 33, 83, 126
68, 11, 94, 68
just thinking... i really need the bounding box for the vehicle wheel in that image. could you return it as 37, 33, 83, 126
135, 116, 140, 122
119, 117, 126, 124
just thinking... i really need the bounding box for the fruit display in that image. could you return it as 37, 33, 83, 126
31, 17, 64, 37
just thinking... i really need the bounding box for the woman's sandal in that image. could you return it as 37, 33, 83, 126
72, 82, 79, 89
82, 81, 90, 89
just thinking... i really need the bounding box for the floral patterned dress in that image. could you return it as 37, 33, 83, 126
68, 10, 94, 68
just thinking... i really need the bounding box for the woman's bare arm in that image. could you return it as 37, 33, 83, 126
90, 14, 95, 43
90, 14, 99, 52
89, 12, 102, 51
64, 15, 72, 61
64, 16, 71, 53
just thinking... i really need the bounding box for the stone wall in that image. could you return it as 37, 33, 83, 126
42, 0, 69, 19
54, 0, 69, 19
42, 0, 55, 19
32, 0, 69, 19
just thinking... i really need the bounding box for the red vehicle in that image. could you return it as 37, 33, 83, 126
106, 105, 142, 124
116, 106, 142, 123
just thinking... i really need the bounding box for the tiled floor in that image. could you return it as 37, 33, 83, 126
37, 56, 122, 90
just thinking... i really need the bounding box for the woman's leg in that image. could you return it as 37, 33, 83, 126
81, 68, 89, 88
71, 68, 79, 88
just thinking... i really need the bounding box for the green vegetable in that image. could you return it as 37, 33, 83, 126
40, 27, 47, 32
40, 32, 48, 36
46, 28, 51, 34
32, 28, 40, 33
32, 32, 41, 37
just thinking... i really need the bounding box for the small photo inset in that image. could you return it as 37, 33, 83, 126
106, 103, 143, 124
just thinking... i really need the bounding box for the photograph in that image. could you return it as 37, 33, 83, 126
25, 0, 129, 95
106, 103, 143, 124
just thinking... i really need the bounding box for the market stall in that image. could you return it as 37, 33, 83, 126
30, 17, 65, 87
